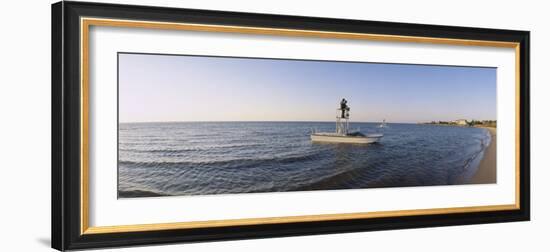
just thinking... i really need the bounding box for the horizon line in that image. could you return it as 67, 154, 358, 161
119, 119, 497, 124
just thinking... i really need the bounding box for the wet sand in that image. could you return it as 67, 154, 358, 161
469, 127, 497, 184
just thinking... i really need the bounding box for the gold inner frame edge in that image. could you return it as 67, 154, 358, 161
80, 17, 522, 235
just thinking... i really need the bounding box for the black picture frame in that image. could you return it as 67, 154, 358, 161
52, 1, 530, 251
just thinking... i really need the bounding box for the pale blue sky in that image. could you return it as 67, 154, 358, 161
119, 53, 496, 123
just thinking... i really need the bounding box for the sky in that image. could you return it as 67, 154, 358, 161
118, 53, 496, 123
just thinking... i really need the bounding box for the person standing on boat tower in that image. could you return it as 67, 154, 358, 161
340, 98, 350, 119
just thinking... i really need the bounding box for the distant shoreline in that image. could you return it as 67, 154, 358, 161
420, 120, 497, 128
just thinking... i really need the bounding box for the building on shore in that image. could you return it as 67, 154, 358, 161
455, 119, 468, 126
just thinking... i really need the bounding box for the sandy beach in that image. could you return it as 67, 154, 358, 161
469, 127, 497, 184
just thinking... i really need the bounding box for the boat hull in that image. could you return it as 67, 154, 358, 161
310, 133, 383, 144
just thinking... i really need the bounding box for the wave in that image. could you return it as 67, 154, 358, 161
293, 160, 386, 191
119, 151, 321, 169
462, 129, 492, 171
118, 189, 170, 198
119, 143, 264, 154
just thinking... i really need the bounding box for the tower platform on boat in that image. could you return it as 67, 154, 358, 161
310, 99, 383, 144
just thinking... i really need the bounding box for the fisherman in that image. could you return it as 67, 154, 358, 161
340, 98, 349, 118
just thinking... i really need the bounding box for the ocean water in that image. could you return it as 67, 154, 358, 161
118, 122, 491, 198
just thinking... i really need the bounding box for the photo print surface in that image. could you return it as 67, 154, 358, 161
117, 52, 497, 198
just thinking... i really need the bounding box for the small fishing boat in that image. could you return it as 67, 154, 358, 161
378, 119, 388, 128
311, 99, 383, 144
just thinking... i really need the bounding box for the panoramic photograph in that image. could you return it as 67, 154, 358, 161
117, 52, 497, 198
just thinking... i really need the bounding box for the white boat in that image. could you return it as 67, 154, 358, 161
310, 99, 383, 144
311, 132, 383, 144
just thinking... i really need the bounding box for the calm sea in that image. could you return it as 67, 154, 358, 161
118, 122, 491, 198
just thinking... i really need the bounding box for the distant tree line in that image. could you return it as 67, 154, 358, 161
425, 120, 496, 127
468, 120, 497, 127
